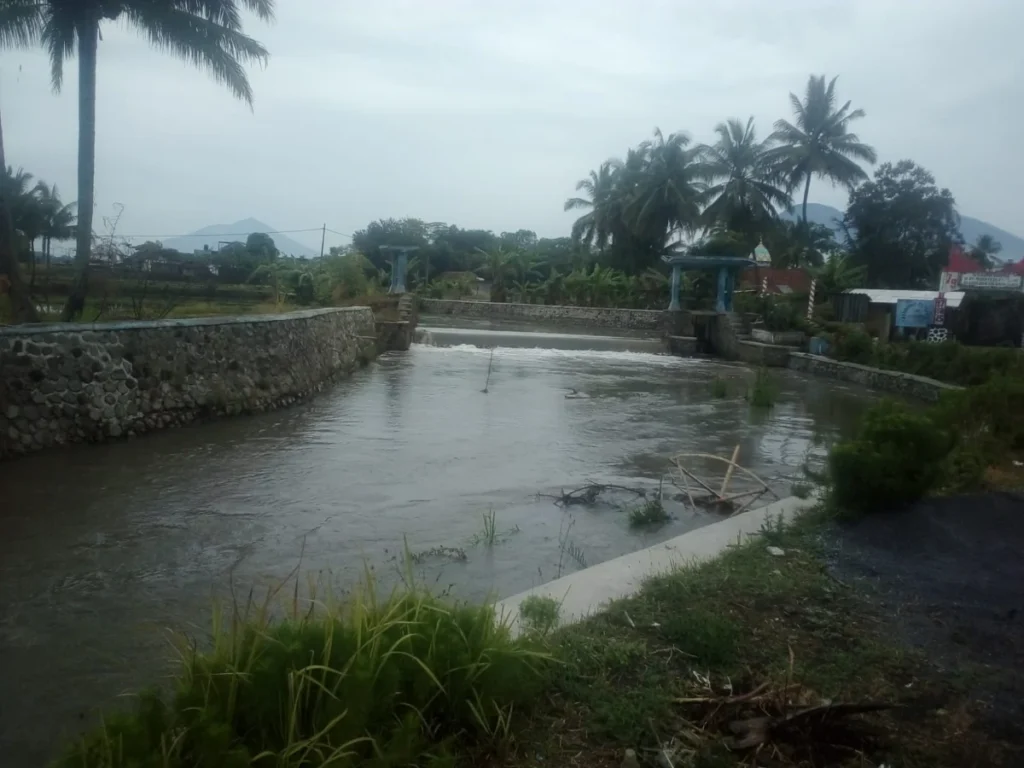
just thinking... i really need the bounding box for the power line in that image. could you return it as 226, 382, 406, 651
116, 227, 327, 240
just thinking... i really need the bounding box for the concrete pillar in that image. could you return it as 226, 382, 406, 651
716, 267, 728, 312
389, 251, 408, 294
668, 264, 681, 311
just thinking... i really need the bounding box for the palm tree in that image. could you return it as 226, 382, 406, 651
475, 247, 514, 302
970, 234, 1002, 268
1, 1, 274, 320
564, 161, 621, 250
627, 128, 708, 251
814, 252, 867, 298
767, 75, 877, 224
35, 181, 76, 279
701, 117, 790, 236
0, 1, 42, 322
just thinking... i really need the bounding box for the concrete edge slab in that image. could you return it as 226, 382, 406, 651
496, 495, 817, 635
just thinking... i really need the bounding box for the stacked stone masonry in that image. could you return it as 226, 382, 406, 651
0, 307, 376, 458
420, 299, 665, 330
786, 352, 959, 402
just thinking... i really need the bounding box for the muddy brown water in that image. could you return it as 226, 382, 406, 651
0, 323, 881, 766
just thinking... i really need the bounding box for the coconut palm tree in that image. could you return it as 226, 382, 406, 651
564, 160, 621, 250
627, 128, 708, 251
35, 181, 75, 271
1, 0, 274, 320
701, 117, 790, 236
766, 75, 877, 224
969, 234, 1003, 268
0, 0, 42, 322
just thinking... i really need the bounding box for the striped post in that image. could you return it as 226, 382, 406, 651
760, 275, 768, 296
807, 279, 816, 319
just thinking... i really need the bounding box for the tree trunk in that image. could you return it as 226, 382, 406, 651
800, 175, 812, 225
29, 237, 36, 290
62, 18, 99, 321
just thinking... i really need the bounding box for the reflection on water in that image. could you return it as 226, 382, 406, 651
0, 337, 879, 765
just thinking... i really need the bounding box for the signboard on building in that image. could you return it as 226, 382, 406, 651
957, 272, 1023, 291
933, 294, 947, 326
895, 299, 936, 329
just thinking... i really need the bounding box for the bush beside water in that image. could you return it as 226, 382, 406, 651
827, 375, 1024, 513
56, 590, 548, 768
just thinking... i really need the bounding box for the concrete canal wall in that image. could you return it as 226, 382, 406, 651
420, 299, 665, 331
786, 352, 957, 402
498, 496, 817, 634
0, 307, 378, 458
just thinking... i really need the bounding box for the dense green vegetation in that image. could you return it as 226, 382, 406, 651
57, 515, 1015, 768
824, 327, 1024, 387
55, 587, 548, 768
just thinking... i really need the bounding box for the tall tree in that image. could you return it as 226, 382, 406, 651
627, 128, 708, 252
701, 117, 790, 240
564, 160, 621, 251
7, 0, 274, 320
969, 234, 1002, 268
845, 160, 960, 288
0, 0, 42, 322
767, 75, 877, 224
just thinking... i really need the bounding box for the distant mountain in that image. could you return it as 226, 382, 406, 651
163, 218, 317, 258
781, 203, 1024, 263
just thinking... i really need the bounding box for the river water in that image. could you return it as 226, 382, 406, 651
0, 324, 878, 765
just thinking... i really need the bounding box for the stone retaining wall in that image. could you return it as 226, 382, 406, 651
787, 352, 958, 401
419, 299, 664, 330
737, 340, 792, 367
0, 307, 376, 458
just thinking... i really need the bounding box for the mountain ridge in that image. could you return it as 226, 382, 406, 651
163, 218, 318, 258
782, 203, 1024, 262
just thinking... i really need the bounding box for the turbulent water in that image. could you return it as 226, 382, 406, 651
0, 326, 880, 765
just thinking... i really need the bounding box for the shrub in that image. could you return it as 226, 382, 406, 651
54, 588, 549, 768
828, 323, 874, 364
827, 400, 951, 515
518, 595, 561, 636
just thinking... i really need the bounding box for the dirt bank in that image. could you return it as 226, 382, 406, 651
826, 492, 1024, 745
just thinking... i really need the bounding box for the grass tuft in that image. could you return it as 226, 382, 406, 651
746, 367, 778, 409
518, 595, 561, 636
710, 376, 729, 398
54, 583, 550, 768
627, 498, 670, 527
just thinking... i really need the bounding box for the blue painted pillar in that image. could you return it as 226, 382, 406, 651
668, 264, 681, 310
389, 252, 408, 294
716, 267, 728, 312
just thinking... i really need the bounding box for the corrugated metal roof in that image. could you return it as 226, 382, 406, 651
846, 288, 964, 308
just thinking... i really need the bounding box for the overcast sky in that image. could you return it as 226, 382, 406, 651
2, 0, 1022, 254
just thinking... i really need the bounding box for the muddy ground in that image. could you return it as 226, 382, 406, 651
825, 491, 1024, 746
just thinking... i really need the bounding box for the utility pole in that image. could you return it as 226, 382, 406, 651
319, 223, 326, 259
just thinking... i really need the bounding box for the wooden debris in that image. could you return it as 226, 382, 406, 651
670, 446, 779, 514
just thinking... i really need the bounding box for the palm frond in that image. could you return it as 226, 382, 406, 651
124, 3, 269, 106
40, 9, 76, 93
0, 0, 43, 48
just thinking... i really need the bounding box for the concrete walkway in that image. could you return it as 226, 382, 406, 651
497, 496, 817, 633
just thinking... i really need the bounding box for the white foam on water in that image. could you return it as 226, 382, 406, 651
410, 342, 706, 368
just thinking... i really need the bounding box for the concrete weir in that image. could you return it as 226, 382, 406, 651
497, 495, 818, 634
415, 326, 665, 354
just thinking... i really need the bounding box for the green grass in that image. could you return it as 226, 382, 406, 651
710, 376, 729, 398
627, 498, 670, 527
55, 583, 550, 768
746, 367, 778, 409
518, 595, 561, 636
480, 507, 497, 546
511, 513, 1013, 767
